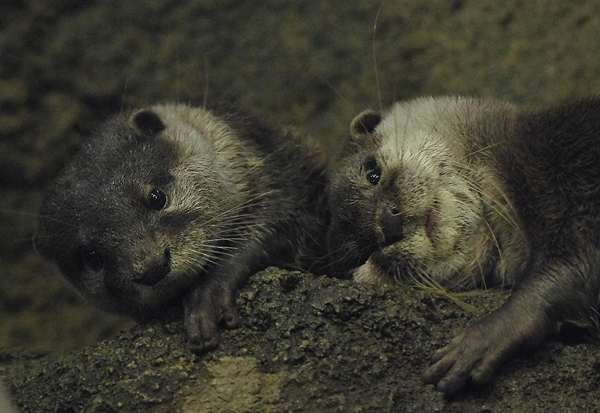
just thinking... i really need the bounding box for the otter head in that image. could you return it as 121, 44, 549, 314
35, 106, 242, 318
327, 98, 487, 288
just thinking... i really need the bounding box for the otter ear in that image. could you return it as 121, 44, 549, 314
350, 110, 382, 136
130, 109, 166, 135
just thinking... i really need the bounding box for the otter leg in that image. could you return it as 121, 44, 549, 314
422, 291, 551, 395
422, 253, 600, 395
184, 243, 268, 353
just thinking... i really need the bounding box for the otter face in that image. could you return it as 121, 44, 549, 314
35, 107, 241, 317
327, 98, 486, 288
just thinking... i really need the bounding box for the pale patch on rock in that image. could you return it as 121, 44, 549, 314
182, 356, 284, 413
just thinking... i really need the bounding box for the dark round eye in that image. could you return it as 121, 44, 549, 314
81, 249, 104, 272
366, 169, 381, 185
147, 188, 168, 210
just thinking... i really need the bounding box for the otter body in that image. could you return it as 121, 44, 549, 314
327, 96, 600, 394
36, 103, 328, 351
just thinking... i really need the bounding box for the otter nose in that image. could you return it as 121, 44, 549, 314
134, 248, 172, 286
380, 206, 404, 245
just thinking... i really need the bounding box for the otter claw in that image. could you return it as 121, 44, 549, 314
423, 344, 482, 396
183, 283, 240, 353
428, 346, 450, 365
188, 333, 220, 354
223, 306, 240, 329
183, 305, 218, 353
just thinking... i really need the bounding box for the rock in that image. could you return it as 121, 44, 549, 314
4, 268, 600, 412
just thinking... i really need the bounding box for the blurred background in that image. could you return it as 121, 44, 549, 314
2, 0, 600, 351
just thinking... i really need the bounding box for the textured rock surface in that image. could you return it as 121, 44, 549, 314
3, 0, 600, 410
4, 269, 600, 412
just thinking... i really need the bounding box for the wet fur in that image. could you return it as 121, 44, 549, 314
36, 103, 328, 352
327, 96, 600, 394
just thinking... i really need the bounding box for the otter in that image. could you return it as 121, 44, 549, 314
326, 96, 600, 395
35, 103, 328, 352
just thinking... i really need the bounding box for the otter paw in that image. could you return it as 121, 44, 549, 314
422, 316, 520, 396
183, 283, 240, 353
184, 308, 220, 353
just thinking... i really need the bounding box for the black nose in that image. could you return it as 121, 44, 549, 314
134, 249, 172, 286
380, 206, 404, 245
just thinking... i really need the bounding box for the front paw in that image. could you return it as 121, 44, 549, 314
183, 283, 240, 353
351, 259, 382, 283
422, 307, 549, 396
422, 318, 503, 395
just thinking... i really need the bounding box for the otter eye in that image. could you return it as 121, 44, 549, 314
147, 188, 168, 210
363, 157, 381, 186
81, 249, 104, 272
366, 168, 381, 185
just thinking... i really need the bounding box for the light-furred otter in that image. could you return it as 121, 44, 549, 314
326, 96, 600, 395
35, 103, 328, 352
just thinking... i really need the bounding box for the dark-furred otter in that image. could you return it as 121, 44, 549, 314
35, 103, 328, 352
326, 96, 600, 395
